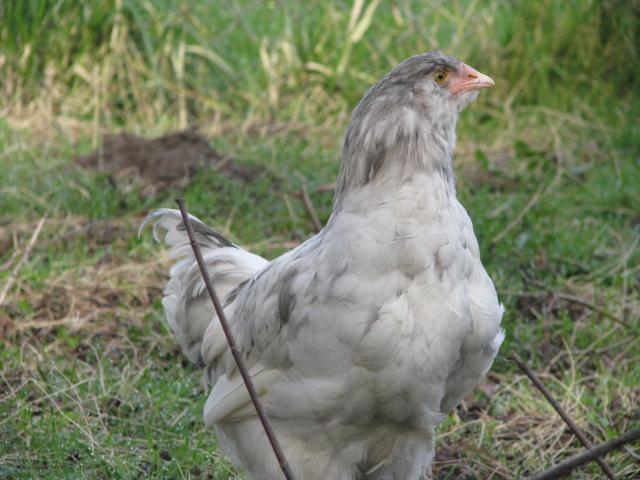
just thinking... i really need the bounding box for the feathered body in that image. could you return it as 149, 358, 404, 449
143, 52, 504, 479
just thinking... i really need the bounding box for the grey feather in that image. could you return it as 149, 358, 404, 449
143, 51, 503, 480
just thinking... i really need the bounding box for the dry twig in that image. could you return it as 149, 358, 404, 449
523, 276, 628, 327
176, 198, 297, 480
509, 353, 616, 479
504, 290, 628, 328
314, 183, 336, 194
530, 428, 640, 480
300, 184, 323, 233
553, 291, 628, 327
0, 214, 47, 309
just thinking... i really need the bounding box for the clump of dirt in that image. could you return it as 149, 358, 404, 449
75, 129, 259, 190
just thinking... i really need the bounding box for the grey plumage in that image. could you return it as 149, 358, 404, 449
335, 52, 470, 207
143, 52, 503, 479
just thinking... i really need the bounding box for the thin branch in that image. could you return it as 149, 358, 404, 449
300, 184, 323, 233
509, 353, 616, 479
175, 198, 297, 480
524, 277, 628, 327
503, 290, 628, 328
314, 182, 336, 194
0, 214, 47, 308
553, 292, 627, 328
530, 428, 640, 480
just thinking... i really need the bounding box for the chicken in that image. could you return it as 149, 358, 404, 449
142, 51, 504, 480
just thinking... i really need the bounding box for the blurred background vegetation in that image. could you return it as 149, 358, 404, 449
1, 0, 638, 478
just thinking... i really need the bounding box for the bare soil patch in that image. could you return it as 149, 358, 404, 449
75, 129, 260, 190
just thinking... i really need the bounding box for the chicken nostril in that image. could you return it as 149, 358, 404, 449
468, 73, 478, 79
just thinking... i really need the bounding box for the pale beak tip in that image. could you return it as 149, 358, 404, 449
474, 71, 495, 89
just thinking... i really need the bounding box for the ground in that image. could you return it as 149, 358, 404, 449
0, 1, 639, 479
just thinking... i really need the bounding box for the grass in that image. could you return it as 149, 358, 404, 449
1, 0, 639, 478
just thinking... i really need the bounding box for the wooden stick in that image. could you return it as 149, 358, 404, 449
509, 353, 616, 479
530, 428, 639, 480
300, 185, 322, 233
0, 214, 47, 308
175, 199, 297, 480
553, 291, 627, 328
503, 291, 627, 328
523, 277, 628, 327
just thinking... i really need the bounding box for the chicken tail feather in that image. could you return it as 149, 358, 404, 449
141, 209, 268, 363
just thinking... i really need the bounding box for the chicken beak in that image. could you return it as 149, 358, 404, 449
449, 63, 495, 95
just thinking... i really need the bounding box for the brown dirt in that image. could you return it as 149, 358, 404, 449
75, 129, 260, 190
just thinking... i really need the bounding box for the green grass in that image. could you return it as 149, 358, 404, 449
1, 0, 639, 478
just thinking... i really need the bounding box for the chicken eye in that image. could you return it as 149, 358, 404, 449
434, 70, 449, 85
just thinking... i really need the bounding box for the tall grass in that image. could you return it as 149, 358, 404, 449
1, 0, 638, 143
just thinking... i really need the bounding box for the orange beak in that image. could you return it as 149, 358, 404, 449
449, 63, 495, 94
